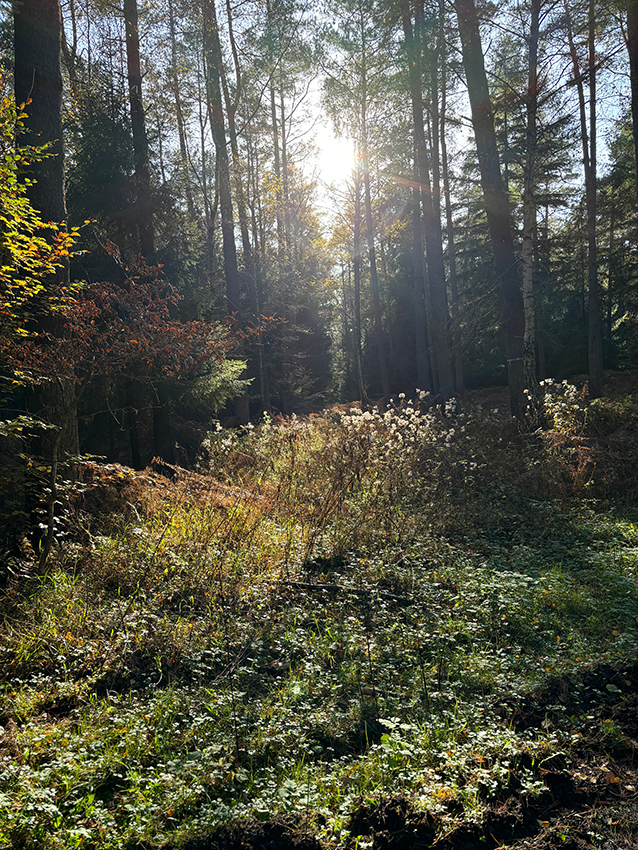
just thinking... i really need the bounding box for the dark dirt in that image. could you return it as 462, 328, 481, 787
181, 814, 325, 850
180, 662, 638, 850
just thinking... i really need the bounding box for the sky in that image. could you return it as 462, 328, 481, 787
313, 120, 356, 194
316, 129, 355, 188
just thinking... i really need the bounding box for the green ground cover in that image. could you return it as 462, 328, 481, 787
2, 384, 638, 849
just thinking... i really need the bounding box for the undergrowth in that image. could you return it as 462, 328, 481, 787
1, 385, 638, 848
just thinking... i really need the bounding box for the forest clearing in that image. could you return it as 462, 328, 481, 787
3, 0, 638, 845
2, 378, 638, 849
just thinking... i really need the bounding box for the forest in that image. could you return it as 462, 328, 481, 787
2, 0, 638, 847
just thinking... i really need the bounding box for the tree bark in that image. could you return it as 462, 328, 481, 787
124, 0, 177, 455
403, 5, 453, 399
279, 80, 293, 268
59, 1, 80, 105
353, 168, 369, 406
196, 52, 216, 276
203, 0, 241, 316
439, 0, 463, 393
586, 0, 603, 395
606, 197, 615, 366
14, 0, 66, 225
359, 8, 390, 399
522, 0, 541, 413
168, 0, 197, 223
455, 0, 525, 418
220, 0, 257, 316
412, 178, 430, 392
362, 148, 390, 399
14, 0, 79, 459
626, 0, 638, 209
403, 8, 431, 392
564, 0, 603, 396
270, 79, 286, 264
124, 0, 154, 259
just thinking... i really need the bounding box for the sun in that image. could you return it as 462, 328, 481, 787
314, 122, 356, 190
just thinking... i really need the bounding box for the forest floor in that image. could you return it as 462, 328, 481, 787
2, 374, 638, 849
186, 662, 638, 850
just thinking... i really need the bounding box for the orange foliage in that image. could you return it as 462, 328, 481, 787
2, 253, 261, 390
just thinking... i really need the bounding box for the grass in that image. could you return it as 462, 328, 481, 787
2, 386, 638, 848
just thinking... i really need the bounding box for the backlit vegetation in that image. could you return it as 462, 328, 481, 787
1, 385, 638, 848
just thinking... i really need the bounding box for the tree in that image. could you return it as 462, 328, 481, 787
3, 255, 244, 393
0, 100, 74, 346
402, 0, 453, 398
65, 72, 137, 268
0, 93, 78, 560
323, 0, 392, 399
598, 111, 638, 366
124, 0, 155, 258
625, 0, 638, 208
564, 0, 603, 396
13, 0, 80, 455
2, 248, 251, 562
203, 0, 240, 315
455, 0, 526, 418
439, 0, 463, 394
13, 0, 66, 227
521, 0, 542, 411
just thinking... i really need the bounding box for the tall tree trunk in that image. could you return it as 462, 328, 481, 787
403, 4, 453, 399
168, 0, 197, 223
362, 147, 390, 399
439, 0, 463, 393
626, 0, 638, 208
565, 0, 603, 396
606, 199, 615, 366
217, 4, 255, 423
203, 0, 248, 418
266, 0, 286, 266
270, 79, 286, 262
412, 179, 430, 392
60, 1, 80, 105
124, 0, 176, 457
271, 83, 283, 252
339, 260, 350, 391
359, 7, 390, 399
124, 0, 154, 258
586, 0, 603, 395
203, 0, 241, 315
403, 8, 430, 393
522, 0, 541, 412
14, 0, 79, 459
196, 52, 216, 276
14, 0, 66, 225
425, 5, 454, 399
221, 34, 257, 317
279, 80, 291, 265
246, 134, 269, 404
220, 0, 257, 312
353, 168, 369, 406
455, 0, 525, 418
